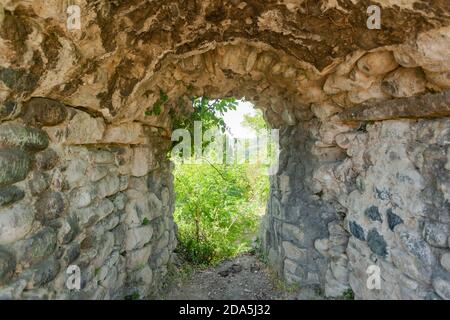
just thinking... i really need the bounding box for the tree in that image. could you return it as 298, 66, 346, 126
241, 109, 267, 133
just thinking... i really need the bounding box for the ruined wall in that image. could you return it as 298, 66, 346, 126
262, 117, 450, 300
0, 0, 449, 300
0, 99, 177, 299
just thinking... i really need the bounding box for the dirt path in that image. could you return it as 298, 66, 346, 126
163, 253, 322, 300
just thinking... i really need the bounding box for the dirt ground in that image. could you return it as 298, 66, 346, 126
162, 253, 324, 300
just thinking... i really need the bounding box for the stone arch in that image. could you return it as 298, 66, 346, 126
0, 1, 449, 299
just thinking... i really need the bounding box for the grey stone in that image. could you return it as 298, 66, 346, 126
0, 185, 24, 207
0, 123, 49, 150
69, 187, 92, 208
0, 67, 38, 92
150, 248, 170, 269
387, 208, 403, 231
34, 148, 59, 171
374, 187, 391, 200
0, 202, 35, 244
119, 175, 129, 191
349, 221, 365, 241
35, 191, 66, 222
441, 253, 450, 273
127, 245, 152, 271
21, 288, 50, 300
0, 148, 30, 187
28, 171, 49, 195
282, 241, 307, 262
21, 256, 60, 287
75, 198, 114, 227
90, 150, 115, 164
14, 227, 57, 265
153, 231, 170, 253
0, 246, 15, 285
391, 248, 432, 283
0, 279, 27, 299
95, 173, 120, 198
112, 192, 127, 211
367, 229, 388, 257
0, 99, 19, 121
60, 242, 81, 266
89, 165, 109, 182
125, 225, 153, 251
423, 221, 449, 248
397, 227, 436, 267
281, 223, 304, 243
365, 206, 382, 222
48, 215, 79, 244
432, 273, 450, 300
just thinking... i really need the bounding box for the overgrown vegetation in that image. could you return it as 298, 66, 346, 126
174, 161, 269, 266
341, 288, 355, 300
173, 97, 270, 267
173, 96, 238, 133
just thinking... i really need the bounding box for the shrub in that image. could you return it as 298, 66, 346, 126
173, 162, 268, 266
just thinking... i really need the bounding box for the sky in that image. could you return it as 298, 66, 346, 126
222, 100, 257, 139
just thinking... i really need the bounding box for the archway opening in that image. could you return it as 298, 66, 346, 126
171, 97, 274, 266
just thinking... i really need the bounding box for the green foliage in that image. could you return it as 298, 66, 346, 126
241, 109, 267, 133
145, 89, 168, 116
142, 217, 150, 226
174, 162, 269, 266
173, 96, 238, 134
342, 289, 355, 300
125, 292, 141, 300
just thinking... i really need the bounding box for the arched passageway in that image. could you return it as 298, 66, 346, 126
0, 1, 449, 299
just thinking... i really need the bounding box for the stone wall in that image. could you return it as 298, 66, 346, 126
0, 99, 177, 299
262, 117, 450, 299
0, 0, 449, 300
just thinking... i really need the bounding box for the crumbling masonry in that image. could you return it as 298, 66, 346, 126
0, 0, 449, 299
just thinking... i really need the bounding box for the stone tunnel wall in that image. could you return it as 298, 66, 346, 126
1, 0, 450, 300
0, 100, 177, 299
261, 117, 450, 299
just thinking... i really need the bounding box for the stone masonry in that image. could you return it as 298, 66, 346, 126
0, 0, 449, 299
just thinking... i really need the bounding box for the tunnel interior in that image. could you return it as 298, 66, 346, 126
0, 0, 449, 299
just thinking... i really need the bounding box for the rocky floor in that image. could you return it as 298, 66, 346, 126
162, 253, 324, 300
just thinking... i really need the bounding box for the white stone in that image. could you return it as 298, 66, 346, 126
324, 69, 375, 94
311, 102, 342, 120
131, 146, 156, 177
440, 253, 450, 273
319, 120, 354, 145
325, 268, 349, 298
432, 275, 450, 300
134, 265, 153, 285
127, 245, 152, 270
282, 241, 307, 262
381, 67, 426, 97
425, 70, 450, 89
95, 173, 120, 198
348, 80, 391, 104
102, 123, 147, 144
0, 202, 34, 245
89, 165, 109, 182
125, 225, 154, 251
71, 187, 92, 208
314, 238, 329, 257
357, 51, 398, 76
330, 255, 349, 283
65, 112, 105, 144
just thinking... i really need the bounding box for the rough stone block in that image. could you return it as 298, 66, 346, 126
22, 98, 67, 127
0, 148, 30, 187
0, 123, 49, 150
0, 185, 25, 207
0, 202, 34, 244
